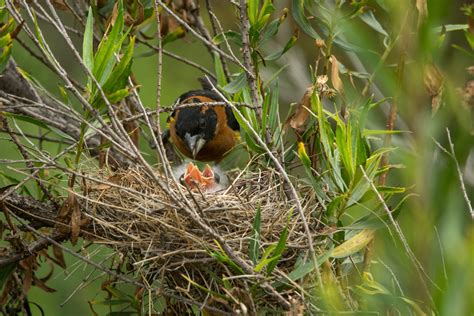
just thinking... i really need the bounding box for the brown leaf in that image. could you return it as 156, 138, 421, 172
0, 278, 13, 306
52, 244, 66, 269
33, 276, 56, 293
467, 66, 474, 76
56, 192, 82, 244
70, 197, 81, 245
424, 63, 444, 114
56, 192, 75, 233
19, 257, 34, 293
330, 55, 344, 96
416, 0, 428, 27
51, 0, 68, 11
286, 86, 315, 132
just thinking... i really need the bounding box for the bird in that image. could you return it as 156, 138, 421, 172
164, 88, 240, 192
167, 89, 240, 162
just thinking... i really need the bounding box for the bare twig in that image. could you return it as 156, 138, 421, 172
361, 167, 440, 304
440, 129, 474, 219
0, 116, 55, 201
138, 38, 216, 80
154, 0, 250, 75
204, 0, 231, 81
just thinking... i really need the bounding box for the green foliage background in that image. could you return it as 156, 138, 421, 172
0, 0, 473, 314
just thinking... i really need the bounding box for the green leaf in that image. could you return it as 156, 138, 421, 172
213, 31, 243, 47
106, 88, 129, 103
331, 229, 375, 258
433, 24, 468, 33
0, 43, 11, 72
254, 244, 277, 272
222, 72, 247, 94
326, 195, 345, 221
266, 210, 291, 274
347, 155, 381, 206
83, 7, 94, 74
362, 129, 405, 136
0, 263, 16, 289
465, 30, 474, 50
89, 299, 130, 306
248, 0, 259, 26
249, 206, 261, 265
0, 33, 11, 47
102, 36, 135, 93
265, 29, 298, 61
254, 0, 275, 31
359, 11, 388, 38
268, 82, 279, 134
213, 52, 227, 87
377, 186, 406, 194
336, 124, 354, 178
162, 26, 185, 46
93, 0, 124, 85
260, 18, 280, 46
291, 0, 320, 39
286, 250, 331, 282
210, 241, 244, 274
3, 113, 51, 130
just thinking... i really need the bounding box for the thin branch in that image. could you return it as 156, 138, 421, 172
0, 232, 66, 267
210, 81, 325, 300
204, 0, 231, 81
361, 167, 441, 302
154, 0, 250, 76
137, 38, 216, 80
0, 116, 55, 201
445, 129, 474, 219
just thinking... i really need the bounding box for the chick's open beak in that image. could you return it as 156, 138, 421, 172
184, 133, 206, 158
182, 162, 216, 191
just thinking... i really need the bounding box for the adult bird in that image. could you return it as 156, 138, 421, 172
164, 89, 240, 191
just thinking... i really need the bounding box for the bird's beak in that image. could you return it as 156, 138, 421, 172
184, 133, 206, 158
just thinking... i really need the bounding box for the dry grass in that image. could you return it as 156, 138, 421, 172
76, 164, 323, 311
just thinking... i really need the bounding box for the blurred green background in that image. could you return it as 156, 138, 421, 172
1, 0, 473, 315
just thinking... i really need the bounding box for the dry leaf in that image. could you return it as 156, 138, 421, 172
51, 0, 68, 11
416, 0, 428, 27
70, 198, 81, 245
424, 63, 444, 114
467, 66, 474, 76
56, 192, 82, 244
33, 276, 56, 293
56, 192, 75, 233
330, 55, 344, 96
284, 296, 305, 316
52, 244, 66, 269
287, 86, 314, 131
19, 256, 34, 293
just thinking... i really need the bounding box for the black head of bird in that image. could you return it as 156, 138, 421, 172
167, 89, 240, 162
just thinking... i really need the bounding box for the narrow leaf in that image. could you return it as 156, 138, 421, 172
291, 0, 320, 39
83, 7, 94, 73
331, 229, 375, 258
249, 206, 261, 265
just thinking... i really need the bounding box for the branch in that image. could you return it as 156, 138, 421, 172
0, 60, 133, 167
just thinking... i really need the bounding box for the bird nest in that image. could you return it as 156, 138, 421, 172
77, 164, 323, 312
